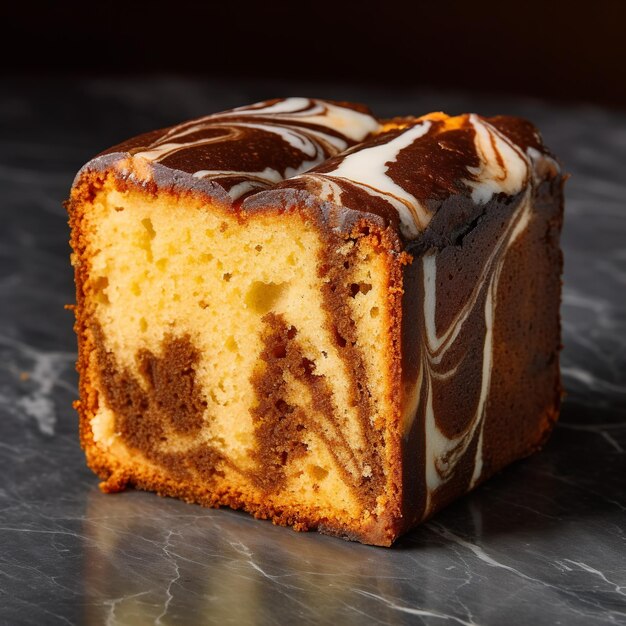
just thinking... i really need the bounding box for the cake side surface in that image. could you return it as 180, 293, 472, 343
398, 174, 563, 529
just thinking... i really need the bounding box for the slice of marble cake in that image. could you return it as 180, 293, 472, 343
67, 99, 564, 546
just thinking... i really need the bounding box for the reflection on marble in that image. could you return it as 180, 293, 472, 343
1, 78, 625, 625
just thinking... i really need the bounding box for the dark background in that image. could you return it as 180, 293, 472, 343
4, 0, 626, 109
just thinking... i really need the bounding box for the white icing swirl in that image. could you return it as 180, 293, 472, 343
463, 115, 530, 204
191, 166, 284, 200
130, 98, 381, 200
421, 189, 533, 513
289, 114, 543, 239
222, 97, 380, 143
293, 122, 433, 238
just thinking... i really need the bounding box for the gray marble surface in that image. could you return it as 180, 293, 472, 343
1, 78, 625, 625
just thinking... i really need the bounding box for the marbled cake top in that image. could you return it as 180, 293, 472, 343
81, 99, 560, 241
100, 97, 381, 200
282, 113, 560, 238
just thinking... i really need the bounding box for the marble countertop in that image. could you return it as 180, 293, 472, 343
2, 78, 625, 625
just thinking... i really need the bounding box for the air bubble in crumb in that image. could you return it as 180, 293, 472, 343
141, 218, 156, 239
139, 317, 148, 332
309, 465, 329, 481
92, 276, 109, 304
370, 307, 379, 318
245, 281, 287, 314
350, 282, 372, 297
225, 336, 238, 352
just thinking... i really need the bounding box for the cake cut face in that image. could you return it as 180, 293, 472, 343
79, 185, 399, 537
68, 98, 564, 546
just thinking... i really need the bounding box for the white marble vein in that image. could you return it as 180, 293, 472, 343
0, 334, 76, 435
558, 422, 625, 454
563, 561, 626, 598
154, 530, 182, 626
104, 591, 151, 626
353, 590, 479, 625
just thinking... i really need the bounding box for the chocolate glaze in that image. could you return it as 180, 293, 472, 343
77, 104, 559, 248
96, 98, 380, 201
277, 113, 559, 240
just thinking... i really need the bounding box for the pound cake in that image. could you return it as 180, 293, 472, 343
67, 97, 564, 546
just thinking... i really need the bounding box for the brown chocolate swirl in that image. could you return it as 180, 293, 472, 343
279, 113, 559, 239
101, 97, 381, 200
